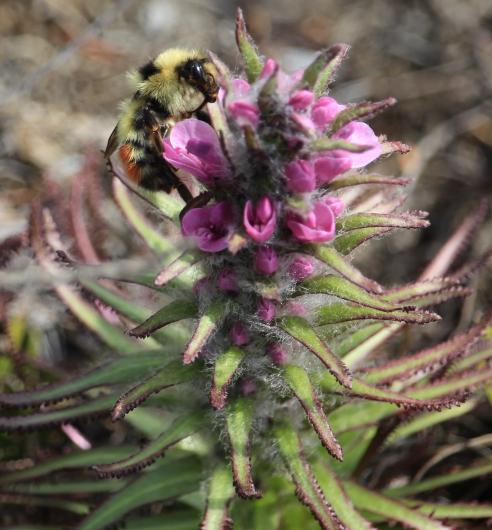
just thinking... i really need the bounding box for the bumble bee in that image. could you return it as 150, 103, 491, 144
105, 48, 219, 202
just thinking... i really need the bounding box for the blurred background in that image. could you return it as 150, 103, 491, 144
1, 0, 492, 309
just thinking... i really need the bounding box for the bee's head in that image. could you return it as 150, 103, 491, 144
178, 58, 219, 103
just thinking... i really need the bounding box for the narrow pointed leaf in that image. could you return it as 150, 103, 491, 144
309, 245, 382, 293
302, 43, 350, 97
344, 481, 450, 530
8, 478, 125, 495
331, 98, 396, 133
0, 493, 89, 515
126, 512, 201, 530
274, 423, 340, 530
0, 352, 166, 408
94, 411, 206, 477
283, 365, 343, 460
329, 174, 410, 191
0, 394, 116, 432
311, 138, 373, 153
226, 398, 259, 498
314, 303, 440, 326
112, 361, 200, 420
335, 226, 393, 254
76, 456, 202, 530
210, 346, 245, 409
154, 250, 202, 287
332, 322, 385, 357
128, 299, 197, 338
200, 463, 235, 530
0, 445, 136, 485
385, 459, 492, 498
278, 316, 352, 388
235, 8, 263, 82
337, 211, 429, 232
452, 345, 492, 372
402, 500, 492, 520
313, 463, 376, 530
382, 278, 463, 304
300, 275, 398, 311
183, 300, 226, 364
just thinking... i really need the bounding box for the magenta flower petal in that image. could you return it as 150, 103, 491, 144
266, 342, 288, 365
323, 196, 345, 217
182, 202, 236, 252
243, 196, 277, 242
334, 121, 381, 168
285, 160, 316, 193
257, 298, 276, 322
288, 90, 314, 111
230, 322, 250, 346
288, 256, 314, 281
227, 100, 260, 127
217, 268, 238, 293
260, 58, 277, 79
311, 96, 345, 130
286, 199, 341, 243
314, 156, 352, 186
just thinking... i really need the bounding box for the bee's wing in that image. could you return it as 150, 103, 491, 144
104, 125, 119, 158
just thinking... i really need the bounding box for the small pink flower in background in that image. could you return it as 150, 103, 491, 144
288, 255, 314, 281
243, 196, 277, 242
230, 322, 250, 346
323, 196, 345, 217
286, 196, 344, 243
227, 100, 260, 127
266, 342, 288, 365
260, 58, 277, 79
311, 96, 345, 130
163, 119, 230, 185
257, 297, 276, 322
182, 202, 236, 252
288, 90, 314, 111
285, 160, 316, 193
217, 268, 238, 293
254, 246, 279, 275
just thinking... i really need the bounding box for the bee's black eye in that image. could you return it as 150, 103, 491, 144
190, 62, 204, 80
180, 59, 206, 86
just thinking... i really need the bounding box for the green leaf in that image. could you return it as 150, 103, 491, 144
310, 138, 372, 153
329, 174, 410, 191
385, 459, 492, 497
302, 43, 350, 97
308, 245, 382, 293
76, 456, 202, 530
402, 500, 492, 520
282, 365, 342, 460
226, 398, 259, 498
112, 178, 174, 254
274, 423, 340, 530
0, 394, 116, 432
314, 303, 440, 326
0, 352, 167, 407
235, 8, 263, 82
94, 411, 206, 477
183, 301, 226, 364
300, 275, 398, 311
0, 493, 89, 515
200, 463, 235, 530
278, 316, 352, 388
344, 481, 450, 530
334, 227, 393, 254
0, 445, 136, 485
112, 361, 200, 420
154, 250, 202, 287
128, 299, 197, 338
7, 479, 125, 495
210, 347, 245, 409
331, 322, 385, 357
337, 211, 429, 233
331, 98, 396, 133
313, 463, 375, 530
125, 511, 201, 530
56, 284, 138, 353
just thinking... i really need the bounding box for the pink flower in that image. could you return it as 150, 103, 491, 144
217, 268, 238, 293
260, 58, 277, 79
243, 196, 277, 242
163, 119, 230, 186
288, 90, 314, 111
227, 100, 260, 127
288, 256, 314, 281
257, 298, 276, 322
286, 196, 345, 243
254, 246, 278, 276
181, 202, 236, 252
266, 342, 288, 365
285, 160, 316, 193
311, 96, 345, 130
230, 322, 250, 346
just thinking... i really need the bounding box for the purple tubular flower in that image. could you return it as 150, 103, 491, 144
217, 268, 238, 293
288, 256, 314, 281
243, 196, 277, 242
181, 202, 236, 252
163, 119, 231, 185
266, 342, 288, 365
230, 322, 250, 346
285, 160, 316, 193
254, 246, 279, 276
257, 297, 276, 322
286, 196, 345, 243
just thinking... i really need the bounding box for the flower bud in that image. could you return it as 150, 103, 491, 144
230, 322, 250, 346
288, 256, 314, 281
257, 297, 276, 322
288, 90, 314, 111
217, 268, 238, 293
254, 246, 279, 276
227, 100, 260, 127
266, 342, 288, 365
285, 160, 316, 193
243, 196, 277, 242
